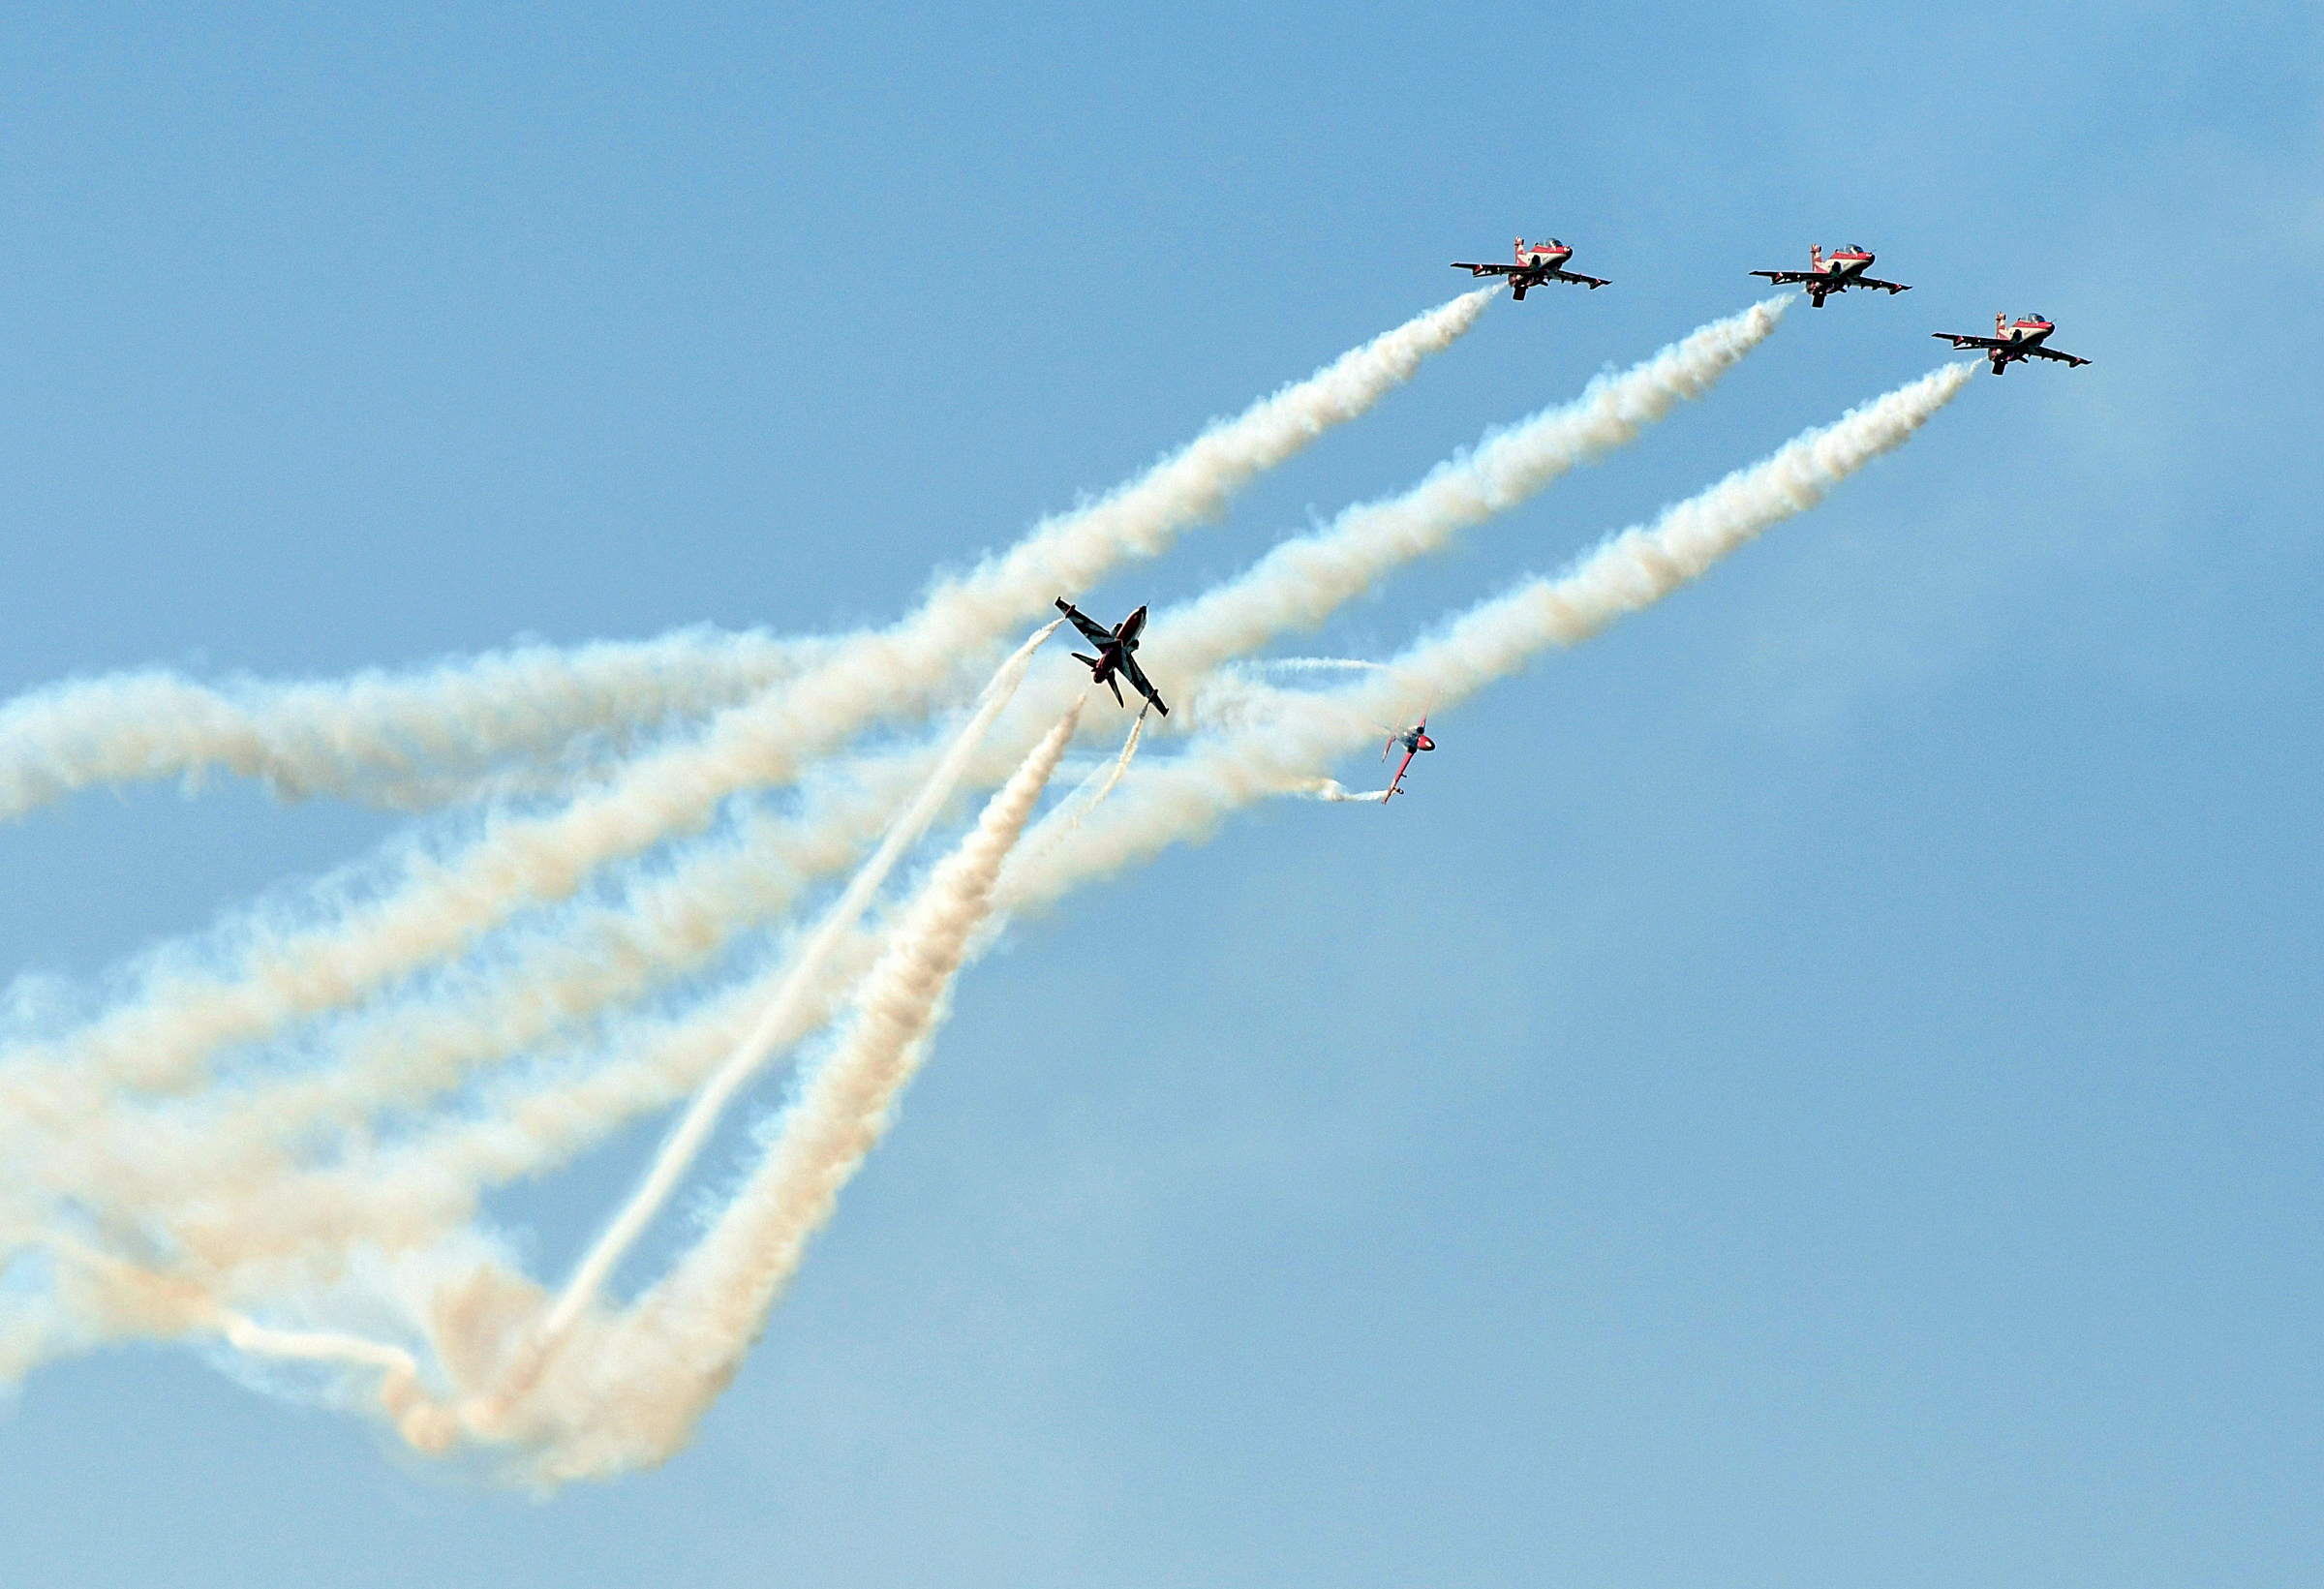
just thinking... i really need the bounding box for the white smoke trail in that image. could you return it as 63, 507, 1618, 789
1303, 779, 1393, 803
1256, 657, 1393, 674
1148, 298, 1789, 692
0, 359, 1976, 1481
200, 316, 1813, 1266
0, 292, 1490, 1115
999, 364, 1976, 909
373, 326, 1922, 1460
541, 621, 1064, 1339
1080, 703, 1148, 819
0, 630, 824, 821
486, 703, 1086, 1479
43, 297, 1788, 1242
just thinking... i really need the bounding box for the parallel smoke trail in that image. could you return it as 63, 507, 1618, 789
0, 630, 824, 820
482, 703, 1086, 1479
998, 364, 1975, 911
38, 298, 1783, 1252
0, 290, 1488, 1115
1147, 298, 1789, 691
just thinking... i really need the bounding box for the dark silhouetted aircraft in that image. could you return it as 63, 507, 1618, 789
1055, 598, 1169, 716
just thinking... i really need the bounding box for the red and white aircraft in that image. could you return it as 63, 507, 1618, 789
1380, 717, 1435, 804
1749, 244, 1911, 308
1452, 238, 1610, 300
1933, 313, 2092, 375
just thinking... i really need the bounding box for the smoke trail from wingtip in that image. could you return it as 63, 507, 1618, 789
1303, 779, 1392, 803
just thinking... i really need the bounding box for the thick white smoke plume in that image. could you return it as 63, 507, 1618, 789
0, 289, 1976, 1485
0, 290, 1492, 1128
0, 630, 826, 820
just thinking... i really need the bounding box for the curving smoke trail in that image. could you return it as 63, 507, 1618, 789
0, 291, 1490, 1119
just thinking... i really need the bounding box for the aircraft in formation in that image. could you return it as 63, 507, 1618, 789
1749, 243, 1911, 308
1456, 232, 2092, 376
1059, 242, 2094, 801
1381, 717, 1435, 805
1055, 597, 1170, 716
1932, 312, 2093, 375
1452, 238, 1610, 299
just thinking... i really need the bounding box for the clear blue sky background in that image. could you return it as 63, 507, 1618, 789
2, 4, 2318, 1585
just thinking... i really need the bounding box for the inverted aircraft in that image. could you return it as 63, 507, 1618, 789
1933, 313, 2092, 375
1381, 716, 1435, 803
1055, 598, 1170, 716
1452, 238, 1610, 300
1749, 244, 1911, 308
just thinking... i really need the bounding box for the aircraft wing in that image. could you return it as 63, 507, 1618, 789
2026, 345, 2092, 366
1055, 598, 1116, 647
1750, 270, 1813, 285
1451, 261, 1520, 278
1933, 332, 2010, 350
1550, 269, 1611, 289
1854, 275, 1911, 294
1384, 747, 1418, 798
1118, 652, 1170, 717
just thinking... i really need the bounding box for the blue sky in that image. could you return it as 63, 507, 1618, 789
1, 3, 2318, 1585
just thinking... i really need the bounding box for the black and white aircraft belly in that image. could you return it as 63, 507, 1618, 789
1055, 597, 1171, 716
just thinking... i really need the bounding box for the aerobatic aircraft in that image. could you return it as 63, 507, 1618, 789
1055, 598, 1170, 716
1748, 244, 1911, 308
1380, 717, 1434, 803
1934, 313, 2091, 375
1452, 238, 1610, 300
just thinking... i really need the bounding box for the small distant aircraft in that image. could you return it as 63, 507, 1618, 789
1452, 237, 1610, 300
1933, 313, 2093, 375
1055, 598, 1170, 716
1748, 243, 1911, 308
1381, 717, 1435, 804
